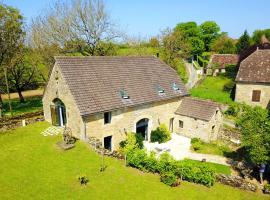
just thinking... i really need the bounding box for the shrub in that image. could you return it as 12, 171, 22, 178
119, 132, 141, 155
144, 152, 159, 173
191, 138, 203, 151
157, 152, 177, 174
175, 160, 215, 187
126, 148, 148, 171
223, 81, 235, 92
160, 172, 179, 187
78, 175, 89, 185
225, 103, 241, 117
150, 124, 171, 143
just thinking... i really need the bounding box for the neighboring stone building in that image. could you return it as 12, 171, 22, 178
207, 54, 239, 75
43, 56, 222, 151
235, 50, 270, 109
175, 97, 222, 142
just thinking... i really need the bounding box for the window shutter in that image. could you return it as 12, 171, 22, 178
252, 90, 261, 102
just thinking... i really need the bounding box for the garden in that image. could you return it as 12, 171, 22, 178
0, 122, 268, 200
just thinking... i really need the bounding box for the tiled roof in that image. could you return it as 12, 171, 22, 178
55, 56, 188, 116
236, 50, 270, 83
209, 54, 240, 69
175, 97, 219, 121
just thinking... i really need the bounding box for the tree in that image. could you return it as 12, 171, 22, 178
236, 30, 251, 53
30, 0, 121, 56
211, 34, 236, 54
8, 49, 39, 103
237, 105, 270, 164
200, 21, 221, 51
149, 37, 159, 48
0, 4, 24, 116
252, 29, 270, 44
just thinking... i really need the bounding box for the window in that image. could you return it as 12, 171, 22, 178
120, 89, 129, 99
252, 90, 261, 102
157, 85, 165, 94
179, 120, 183, 128
104, 112, 112, 124
172, 82, 180, 91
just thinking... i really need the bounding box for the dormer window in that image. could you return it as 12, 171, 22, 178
120, 89, 129, 99
172, 82, 180, 91
157, 85, 165, 94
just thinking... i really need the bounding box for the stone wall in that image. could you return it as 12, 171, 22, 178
216, 174, 257, 192
85, 98, 182, 151
235, 82, 270, 108
42, 64, 84, 139
0, 111, 44, 132
174, 108, 223, 142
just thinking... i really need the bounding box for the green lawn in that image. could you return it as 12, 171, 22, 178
0, 122, 268, 199
190, 76, 234, 104
191, 140, 233, 157
2, 96, 43, 116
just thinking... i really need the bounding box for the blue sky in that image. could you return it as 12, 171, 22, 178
2, 0, 270, 39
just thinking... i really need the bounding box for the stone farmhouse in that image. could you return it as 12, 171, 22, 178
235, 50, 270, 109
43, 56, 222, 151
207, 54, 240, 75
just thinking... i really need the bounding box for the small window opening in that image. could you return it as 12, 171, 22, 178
157, 85, 165, 94
104, 112, 112, 124
120, 89, 129, 99
179, 120, 184, 128
172, 82, 180, 91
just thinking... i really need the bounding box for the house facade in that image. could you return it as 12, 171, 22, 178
235, 50, 270, 109
207, 54, 239, 76
43, 56, 222, 151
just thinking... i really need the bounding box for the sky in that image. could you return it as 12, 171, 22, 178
2, 0, 270, 39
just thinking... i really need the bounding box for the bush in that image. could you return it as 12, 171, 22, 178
191, 138, 203, 151
150, 124, 171, 143
160, 172, 179, 187
119, 132, 142, 155
223, 81, 235, 92
225, 103, 241, 117
78, 175, 89, 185
126, 148, 148, 171
175, 160, 215, 187
144, 152, 159, 173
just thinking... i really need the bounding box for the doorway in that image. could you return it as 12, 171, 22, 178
169, 118, 174, 132
136, 118, 149, 141
51, 98, 67, 127
104, 136, 112, 151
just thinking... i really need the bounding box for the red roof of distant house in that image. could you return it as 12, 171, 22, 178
209, 54, 240, 69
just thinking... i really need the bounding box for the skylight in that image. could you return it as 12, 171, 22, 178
172, 82, 180, 91
157, 85, 165, 94
120, 89, 129, 99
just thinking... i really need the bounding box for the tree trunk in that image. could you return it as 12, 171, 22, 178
0, 93, 2, 118
0, 92, 2, 104
17, 88, 25, 103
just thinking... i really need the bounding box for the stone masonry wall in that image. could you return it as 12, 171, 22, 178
42, 64, 84, 139
235, 82, 270, 108
174, 108, 223, 142
85, 98, 182, 151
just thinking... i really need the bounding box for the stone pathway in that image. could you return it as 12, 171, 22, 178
41, 126, 63, 136
145, 133, 229, 166
186, 152, 229, 166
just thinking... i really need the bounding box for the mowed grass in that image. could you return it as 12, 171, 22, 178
0, 122, 268, 200
3, 96, 43, 116
185, 159, 231, 175
190, 76, 234, 104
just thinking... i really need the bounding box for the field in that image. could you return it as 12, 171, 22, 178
0, 122, 268, 200
190, 76, 234, 104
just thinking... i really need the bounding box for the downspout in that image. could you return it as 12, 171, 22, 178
82, 116, 87, 141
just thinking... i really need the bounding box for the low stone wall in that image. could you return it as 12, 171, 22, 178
0, 111, 44, 132
216, 174, 257, 192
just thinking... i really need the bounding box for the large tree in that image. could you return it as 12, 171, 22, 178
0, 4, 24, 116
236, 30, 251, 53
30, 0, 120, 56
199, 21, 220, 51
237, 105, 270, 164
211, 34, 236, 54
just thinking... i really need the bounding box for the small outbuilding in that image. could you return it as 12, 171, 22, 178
175, 97, 222, 142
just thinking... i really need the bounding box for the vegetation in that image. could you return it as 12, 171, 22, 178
236, 30, 251, 53
150, 124, 171, 143
190, 76, 234, 104
2, 96, 42, 116
236, 105, 270, 164
0, 122, 269, 199
191, 138, 233, 157
211, 34, 237, 54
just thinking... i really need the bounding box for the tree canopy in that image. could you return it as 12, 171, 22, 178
236, 30, 251, 53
